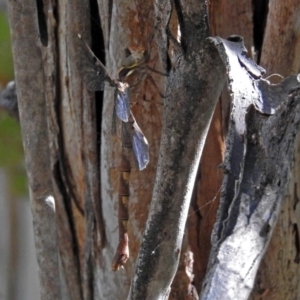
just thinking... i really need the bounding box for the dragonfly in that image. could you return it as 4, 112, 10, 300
79, 34, 166, 270
78, 34, 150, 170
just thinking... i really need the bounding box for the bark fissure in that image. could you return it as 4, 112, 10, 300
36, 0, 48, 46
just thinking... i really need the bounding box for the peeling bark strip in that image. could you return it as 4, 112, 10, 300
128, 1, 226, 298
201, 37, 300, 300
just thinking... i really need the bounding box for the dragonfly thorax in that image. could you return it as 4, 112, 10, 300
117, 81, 129, 92
121, 49, 147, 69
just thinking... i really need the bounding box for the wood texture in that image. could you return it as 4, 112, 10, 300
260, 0, 300, 77
209, 0, 253, 53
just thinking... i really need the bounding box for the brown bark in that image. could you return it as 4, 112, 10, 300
209, 0, 253, 52
260, 0, 300, 77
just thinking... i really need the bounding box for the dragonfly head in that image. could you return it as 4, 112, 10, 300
121, 48, 147, 69
118, 49, 148, 81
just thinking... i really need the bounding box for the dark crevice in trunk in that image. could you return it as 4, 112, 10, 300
36, 0, 48, 46
88, 0, 107, 251
293, 223, 300, 263
53, 159, 83, 299
108, 0, 113, 48
190, 176, 203, 248
89, 0, 104, 163
252, 0, 269, 63
293, 183, 300, 263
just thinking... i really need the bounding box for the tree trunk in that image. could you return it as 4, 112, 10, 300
6, 0, 300, 299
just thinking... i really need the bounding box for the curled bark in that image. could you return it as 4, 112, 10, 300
201, 37, 300, 300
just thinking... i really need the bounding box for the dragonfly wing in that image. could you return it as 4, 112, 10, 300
131, 121, 149, 170
85, 71, 105, 91
111, 97, 117, 136
79, 34, 114, 91
115, 86, 130, 122
121, 120, 149, 170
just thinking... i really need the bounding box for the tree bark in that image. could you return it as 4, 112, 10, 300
7, 0, 101, 299
6, 0, 300, 299
128, 0, 226, 297
189, 1, 255, 292
7, 1, 60, 299
250, 1, 300, 299
200, 36, 300, 300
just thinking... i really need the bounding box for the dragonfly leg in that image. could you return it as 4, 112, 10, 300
129, 74, 144, 88
145, 72, 169, 99
146, 65, 169, 77
166, 27, 183, 55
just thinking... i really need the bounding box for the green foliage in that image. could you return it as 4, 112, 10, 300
0, 11, 14, 82
0, 111, 27, 197
0, 112, 22, 166
0, 12, 27, 197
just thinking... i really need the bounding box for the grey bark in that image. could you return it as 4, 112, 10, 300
7, 0, 102, 299
7, 1, 60, 299
128, 1, 227, 299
